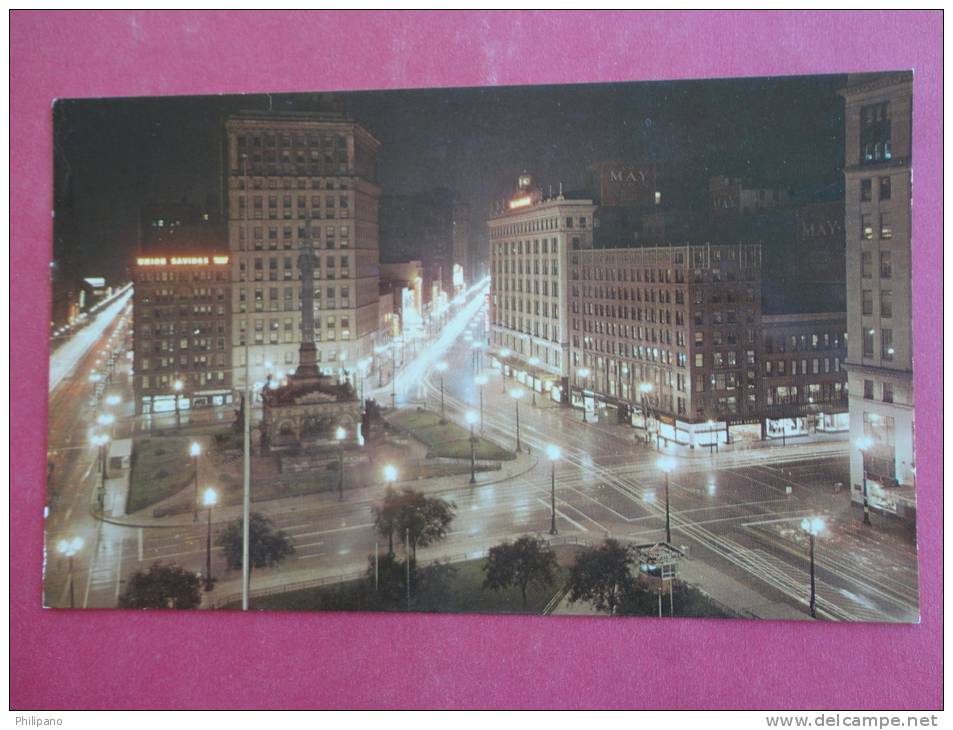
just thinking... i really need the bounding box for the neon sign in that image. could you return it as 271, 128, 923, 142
135, 255, 230, 267
509, 196, 532, 210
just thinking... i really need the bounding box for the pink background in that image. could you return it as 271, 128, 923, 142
11, 11, 943, 710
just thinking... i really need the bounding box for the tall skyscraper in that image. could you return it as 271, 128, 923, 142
224, 111, 381, 389
841, 72, 916, 517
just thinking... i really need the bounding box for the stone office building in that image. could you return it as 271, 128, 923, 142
488, 174, 597, 400
567, 243, 763, 448
132, 254, 233, 415
841, 72, 916, 517
760, 312, 849, 441
224, 110, 382, 390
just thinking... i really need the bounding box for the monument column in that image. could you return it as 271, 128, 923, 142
297, 240, 320, 378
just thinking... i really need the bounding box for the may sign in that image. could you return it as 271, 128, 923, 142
592, 162, 657, 206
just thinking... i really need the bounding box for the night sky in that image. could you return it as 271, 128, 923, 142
53, 73, 846, 281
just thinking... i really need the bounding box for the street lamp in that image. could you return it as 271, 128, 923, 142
509, 387, 524, 453
173, 379, 184, 430
473, 374, 488, 435
104, 394, 121, 407
202, 487, 218, 590
657, 456, 676, 543
436, 361, 449, 422
547, 444, 561, 535
91, 433, 110, 513
639, 382, 656, 448
383, 463, 398, 486
577, 367, 592, 422
189, 441, 202, 522
96, 413, 115, 428
465, 410, 479, 484
800, 516, 825, 618
499, 348, 511, 393
856, 436, 873, 526
528, 357, 540, 405
336, 426, 347, 500
56, 536, 84, 608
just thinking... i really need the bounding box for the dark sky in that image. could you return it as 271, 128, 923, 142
53, 73, 846, 281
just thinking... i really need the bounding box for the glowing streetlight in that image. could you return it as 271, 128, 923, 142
190, 441, 202, 522
104, 394, 121, 407
435, 361, 449, 422
856, 436, 874, 526
202, 487, 218, 590
56, 536, 84, 608
465, 410, 479, 484
474, 374, 488, 434
509, 388, 525, 453
657, 456, 677, 543
336, 426, 347, 501
96, 413, 115, 427
383, 464, 398, 485
173, 378, 184, 430
577, 367, 592, 423
528, 357, 541, 405
800, 516, 825, 618
547, 444, 561, 535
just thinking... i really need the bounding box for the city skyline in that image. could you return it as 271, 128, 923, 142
54, 73, 846, 281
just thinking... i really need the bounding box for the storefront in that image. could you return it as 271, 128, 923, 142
815, 411, 849, 432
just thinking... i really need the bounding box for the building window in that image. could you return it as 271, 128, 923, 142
880, 251, 892, 279
882, 382, 894, 403
881, 328, 894, 361
861, 251, 873, 279
860, 102, 891, 163
861, 214, 873, 240
860, 179, 872, 202
864, 379, 874, 399
880, 289, 893, 318
880, 212, 893, 240
862, 289, 873, 316
879, 176, 891, 200
863, 328, 875, 357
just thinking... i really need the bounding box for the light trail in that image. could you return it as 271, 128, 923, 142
49, 286, 132, 393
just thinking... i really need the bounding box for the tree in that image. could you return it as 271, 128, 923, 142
482, 535, 559, 606
118, 562, 201, 609
372, 487, 403, 555
372, 488, 456, 564
217, 512, 294, 574
566, 538, 637, 616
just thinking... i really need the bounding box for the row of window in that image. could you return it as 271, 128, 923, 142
140, 353, 228, 371
494, 238, 561, 255
493, 279, 559, 297
863, 379, 895, 404
862, 327, 895, 361
764, 357, 842, 376
235, 133, 348, 149
860, 250, 893, 278
495, 259, 559, 276
141, 372, 228, 389
491, 215, 588, 239
860, 212, 895, 240
763, 331, 846, 353
137, 337, 227, 353
860, 176, 892, 202
234, 176, 349, 191
135, 272, 228, 283
861, 289, 894, 318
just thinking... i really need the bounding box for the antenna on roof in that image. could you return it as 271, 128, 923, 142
558, 182, 563, 198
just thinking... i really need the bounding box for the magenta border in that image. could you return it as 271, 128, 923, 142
11, 11, 942, 710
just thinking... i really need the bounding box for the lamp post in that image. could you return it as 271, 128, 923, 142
577, 367, 591, 422
202, 487, 218, 590
856, 436, 873, 526
474, 374, 488, 435
528, 357, 540, 405
639, 382, 656, 448
499, 348, 511, 394
547, 444, 561, 535
657, 456, 676, 544
91, 433, 110, 514
335, 426, 347, 501
509, 388, 524, 453
707, 420, 719, 455
391, 347, 397, 409
465, 410, 479, 484
436, 361, 449, 422
800, 516, 825, 618
190, 441, 201, 522
173, 378, 184, 430
56, 536, 84, 608
472, 341, 484, 373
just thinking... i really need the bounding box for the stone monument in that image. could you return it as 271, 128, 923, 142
261, 240, 363, 455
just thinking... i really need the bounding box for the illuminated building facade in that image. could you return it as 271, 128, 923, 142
224, 111, 382, 390
488, 175, 597, 399
132, 255, 233, 415
568, 244, 763, 447
841, 72, 916, 516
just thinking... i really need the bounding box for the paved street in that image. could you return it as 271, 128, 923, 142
44, 289, 918, 621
